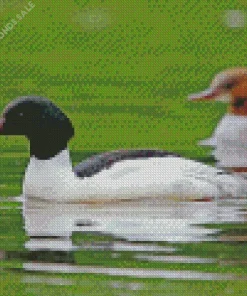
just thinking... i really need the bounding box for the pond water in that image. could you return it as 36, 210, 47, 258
0, 196, 247, 295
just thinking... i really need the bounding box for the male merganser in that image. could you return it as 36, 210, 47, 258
0, 96, 246, 202
188, 67, 247, 174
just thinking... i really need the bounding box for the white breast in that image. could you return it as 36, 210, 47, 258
212, 115, 247, 167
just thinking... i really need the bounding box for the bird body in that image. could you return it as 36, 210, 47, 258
0, 96, 246, 202
23, 148, 246, 201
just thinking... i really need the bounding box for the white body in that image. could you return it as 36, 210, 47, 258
23, 149, 247, 201
202, 115, 247, 168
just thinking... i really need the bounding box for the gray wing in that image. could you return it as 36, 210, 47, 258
73, 149, 180, 178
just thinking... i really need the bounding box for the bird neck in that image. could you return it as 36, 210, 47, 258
29, 136, 69, 160
29, 148, 73, 169
211, 114, 247, 175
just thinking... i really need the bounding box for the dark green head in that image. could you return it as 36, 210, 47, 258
0, 96, 74, 159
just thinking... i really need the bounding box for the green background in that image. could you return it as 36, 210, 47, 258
1, 0, 246, 157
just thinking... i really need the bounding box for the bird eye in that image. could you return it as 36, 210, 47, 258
224, 81, 235, 90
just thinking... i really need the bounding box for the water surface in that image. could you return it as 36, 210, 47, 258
1, 197, 247, 295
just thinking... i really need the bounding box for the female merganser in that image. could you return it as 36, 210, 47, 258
188, 67, 247, 174
0, 96, 246, 202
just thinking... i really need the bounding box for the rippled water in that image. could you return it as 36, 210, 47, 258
1, 197, 247, 295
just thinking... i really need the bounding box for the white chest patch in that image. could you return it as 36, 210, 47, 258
213, 115, 247, 167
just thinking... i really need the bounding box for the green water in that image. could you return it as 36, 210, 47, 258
0, 196, 247, 295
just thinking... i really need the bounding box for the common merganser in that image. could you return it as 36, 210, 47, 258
189, 68, 247, 174
0, 96, 246, 202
